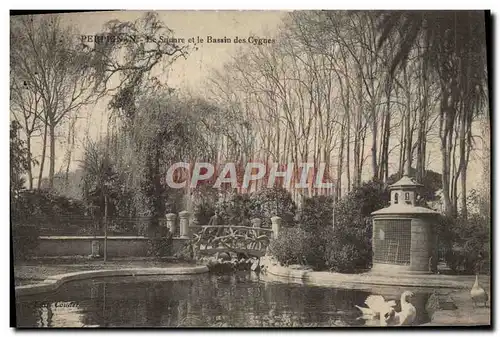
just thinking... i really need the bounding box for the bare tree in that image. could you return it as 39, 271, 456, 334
378, 10, 488, 216
10, 77, 43, 189
11, 15, 102, 189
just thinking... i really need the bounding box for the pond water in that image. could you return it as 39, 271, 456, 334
16, 272, 433, 327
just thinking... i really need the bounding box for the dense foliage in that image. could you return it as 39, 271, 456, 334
298, 195, 334, 233
270, 177, 490, 275
323, 223, 372, 273
191, 185, 218, 226
81, 141, 130, 217
387, 168, 442, 204
193, 202, 216, 227
268, 227, 325, 269
216, 193, 253, 227
16, 189, 86, 219
12, 224, 39, 261
147, 226, 174, 257
270, 180, 389, 273
324, 180, 388, 272
11, 124, 84, 254
14, 189, 88, 232
194, 187, 297, 228
10, 121, 30, 198
249, 187, 297, 227
437, 213, 490, 274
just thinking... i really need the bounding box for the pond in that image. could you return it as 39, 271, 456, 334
15, 272, 433, 327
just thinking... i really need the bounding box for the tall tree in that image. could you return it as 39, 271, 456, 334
10, 77, 43, 189
377, 10, 488, 216
10, 121, 30, 197
88, 12, 189, 125
10, 15, 102, 189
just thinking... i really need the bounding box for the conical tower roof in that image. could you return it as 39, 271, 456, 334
389, 175, 423, 190
371, 175, 438, 216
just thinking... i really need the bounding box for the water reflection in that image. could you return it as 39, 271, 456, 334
16, 272, 432, 327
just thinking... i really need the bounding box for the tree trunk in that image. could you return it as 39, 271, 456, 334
346, 95, 351, 192
37, 123, 48, 189
48, 123, 56, 189
456, 110, 466, 217
26, 135, 33, 189
441, 104, 454, 217
371, 101, 378, 180
480, 112, 490, 215
378, 82, 391, 182
383, 99, 391, 182
104, 194, 108, 262
353, 64, 363, 188
359, 127, 366, 186
64, 116, 78, 185
416, 57, 429, 182
460, 163, 467, 219
404, 66, 412, 176
336, 117, 345, 201
399, 113, 405, 177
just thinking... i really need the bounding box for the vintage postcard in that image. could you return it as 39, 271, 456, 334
11, 10, 491, 328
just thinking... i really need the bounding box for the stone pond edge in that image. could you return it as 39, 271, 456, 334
15, 265, 209, 297
261, 256, 476, 289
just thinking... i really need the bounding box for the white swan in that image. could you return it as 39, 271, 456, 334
384, 291, 417, 326
355, 295, 397, 326
471, 275, 488, 307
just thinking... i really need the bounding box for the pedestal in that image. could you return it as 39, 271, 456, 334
179, 211, 190, 239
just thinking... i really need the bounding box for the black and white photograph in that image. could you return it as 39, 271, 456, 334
10, 9, 491, 328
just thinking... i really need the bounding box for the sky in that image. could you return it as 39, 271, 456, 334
62, 10, 287, 89
25, 10, 288, 177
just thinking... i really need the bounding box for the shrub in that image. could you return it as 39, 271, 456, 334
10, 121, 30, 198
174, 241, 196, 261
12, 224, 40, 261
298, 195, 334, 233
250, 187, 297, 227
325, 180, 388, 272
323, 224, 372, 273
335, 180, 389, 220
12, 189, 91, 235
216, 193, 252, 226
194, 202, 216, 226
438, 214, 490, 274
192, 185, 218, 226
147, 226, 173, 257
15, 189, 87, 220
434, 215, 455, 256
268, 227, 325, 269
267, 180, 388, 273
107, 218, 142, 235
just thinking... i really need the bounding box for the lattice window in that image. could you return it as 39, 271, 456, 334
373, 219, 411, 265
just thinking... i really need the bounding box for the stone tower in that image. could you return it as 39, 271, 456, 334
371, 175, 440, 274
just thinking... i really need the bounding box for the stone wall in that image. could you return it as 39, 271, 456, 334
35, 236, 188, 257
410, 217, 437, 272
32, 211, 280, 259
